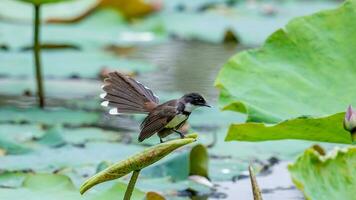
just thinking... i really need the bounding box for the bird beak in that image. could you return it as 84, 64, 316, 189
202, 104, 211, 107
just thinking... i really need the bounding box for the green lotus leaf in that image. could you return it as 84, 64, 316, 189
226, 112, 353, 144
0, 51, 156, 79
0, 107, 99, 126
288, 146, 356, 200
0, 138, 31, 155
0, 173, 144, 200
17, 0, 72, 5
80, 135, 197, 194
215, 0, 356, 123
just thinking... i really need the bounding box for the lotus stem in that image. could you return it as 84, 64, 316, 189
249, 166, 263, 200
124, 170, 141, 200
33, 4, 45, 108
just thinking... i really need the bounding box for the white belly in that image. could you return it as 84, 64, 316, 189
165, 114, 188, 128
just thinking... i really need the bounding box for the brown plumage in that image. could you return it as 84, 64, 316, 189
101, 71, 209, 142
101, 72, 158, 114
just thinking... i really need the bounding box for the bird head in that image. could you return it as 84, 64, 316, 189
181, 93, 210, 112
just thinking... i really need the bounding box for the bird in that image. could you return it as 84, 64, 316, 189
100, 71, 210, 143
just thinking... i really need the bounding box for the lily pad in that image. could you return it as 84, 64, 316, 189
226, 112, 353, 144
0, 142, 143, 172
215, 0, 356, 123
156, 1, 339, 44
0, 0, 97, 22
0, 78, 101, 98
288, 146, 356, 200
0, 173, 144, 200
0, 51, 156, 78
0, 107, 100, 126
0, 138, 31, 155
0, 172, 28, 188
17, 0, 72, 5
37, 126, 66, 147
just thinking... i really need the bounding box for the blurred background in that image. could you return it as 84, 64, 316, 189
0, 0, 345, 199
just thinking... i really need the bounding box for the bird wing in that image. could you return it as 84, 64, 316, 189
138, 106, 177, 142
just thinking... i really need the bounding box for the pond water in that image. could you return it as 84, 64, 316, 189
130, 40, 248, 102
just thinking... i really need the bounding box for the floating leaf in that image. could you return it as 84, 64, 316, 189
145, 191, 166, 200
226, 112, 353, 144
80, 134, 197, 194
0, 78, 102, 99
0, 139, 30, 155
0, 107, 99, 126
37, 126, 66, 148
17, 0, 73, 5
0, 0, 97, 22
0, 51, 156, 78
0, 173, 144, 200
0, 142, 143, 172
288, 146, 356, 200
189, 144, 209, 178
0, 172, 28, 188
215, 0, 356, 123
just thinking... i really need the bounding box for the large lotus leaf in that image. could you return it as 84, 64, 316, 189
226, 112, 353, 144
215, 0, 356, 123
0, 173, 144, 200
288, 146, 356, 200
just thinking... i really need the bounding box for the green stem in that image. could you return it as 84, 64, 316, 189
249, 166, 263, 200
33, 4, 45, 108
123, 170, 140, 200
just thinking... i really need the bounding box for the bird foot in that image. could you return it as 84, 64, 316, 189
173, 129, 185, 139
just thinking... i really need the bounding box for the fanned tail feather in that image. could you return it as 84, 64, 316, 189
101, 72, 159, 114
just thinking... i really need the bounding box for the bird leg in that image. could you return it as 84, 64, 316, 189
160, 137, 164, 143
173, 129, 185, 139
